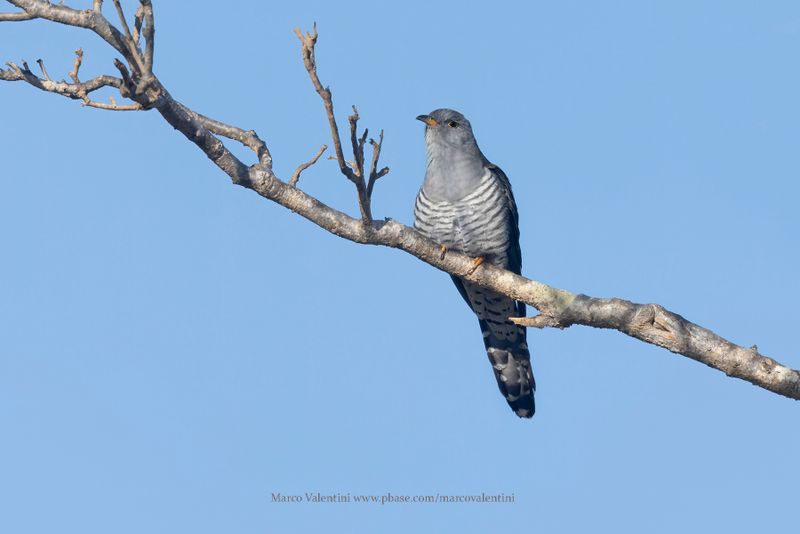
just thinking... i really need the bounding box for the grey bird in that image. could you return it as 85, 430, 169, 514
413, 108, 535, 418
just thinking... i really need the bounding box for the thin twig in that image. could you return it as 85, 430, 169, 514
1, 58, 141, 110
348, 106, 365, 178
112, 0, 132, 39
289, 144, 328, 186
111, 0, 145, 75
294, 25, 371, 220
295, 26, 389, 222
35, 58, 50, 81
83, 98, 141, 111
366, 130, 389, 200
112, 0, 141, 72
68, 48, 83, 83
293, 25, 352, 181
112, 57, 134, 96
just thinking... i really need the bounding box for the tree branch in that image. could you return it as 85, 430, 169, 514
139, 0, 154, 73
2, 3, 797, 403
289, 144, 328, 187
112, 0, 136, 54
367, 130, 389, 200
0, 9, 33, 20
293, 26, 349, 176
510, 299, 800, 399
293, 25, 389, 222
1, 56, 142, 110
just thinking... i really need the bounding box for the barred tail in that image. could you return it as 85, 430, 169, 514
453, 276, 536, 418
480, 318, 535, 418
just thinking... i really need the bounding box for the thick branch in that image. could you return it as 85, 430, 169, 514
242, 184, 800, 400
511, 299, 800, 399
181, 104, 272, 166
152, 87, 251, 185
2, 7, 797, 403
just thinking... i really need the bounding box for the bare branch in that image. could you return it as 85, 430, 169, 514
1, 12, 797, 404
111, 0, 149, 76
0, 10, 35, 21
366, 130, 389, 200
293, 26, 378, 221
513, 299, 800, 400
68, 48, 83, 83
1, 58, 141, 110
241, 190, 800, 400
84, 98, 141, 111
93, 0, 103, 13
112, 0, 135, 48
35, 58, 50, 81
112, 57, 133, 92
348, 105, 366, 178
293, 25, 352, 181
182, 105, 272, 166
132, 4, 143, 47
341, 106, 373, 220
510, 314, 563, 329
153, 96, 252, 185
289, 144, 328, 187
139, 0, 154, 73
1, 44, 145, 111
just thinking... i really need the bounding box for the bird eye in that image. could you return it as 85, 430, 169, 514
447, 120, 458, 128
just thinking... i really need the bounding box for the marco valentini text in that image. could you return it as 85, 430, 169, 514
271, 492, 515, 505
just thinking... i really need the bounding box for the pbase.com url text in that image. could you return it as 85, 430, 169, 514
271, 492, 515, 505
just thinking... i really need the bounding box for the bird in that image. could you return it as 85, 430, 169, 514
413, 108, 535, 418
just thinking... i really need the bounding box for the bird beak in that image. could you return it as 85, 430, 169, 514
416, 114, 438, 127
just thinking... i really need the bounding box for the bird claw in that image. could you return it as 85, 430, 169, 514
467, 256, 484, 275
439, 244, 447, 261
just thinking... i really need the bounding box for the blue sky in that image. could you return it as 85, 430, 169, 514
1, 1, 798, 532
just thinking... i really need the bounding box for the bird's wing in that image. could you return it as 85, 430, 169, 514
486, 163, 525, 318
486, 163, 522, 276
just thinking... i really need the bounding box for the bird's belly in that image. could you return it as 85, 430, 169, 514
414, 196, 507, 260
440, 205, 484, 255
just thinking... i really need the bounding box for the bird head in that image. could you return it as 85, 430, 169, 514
416, 108, 478, 151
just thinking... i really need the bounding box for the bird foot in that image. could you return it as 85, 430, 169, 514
467, 256, 485, 275
439, 244, 448, 261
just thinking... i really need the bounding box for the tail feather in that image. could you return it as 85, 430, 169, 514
455, 277, 536, 418
482, 321, 535, 418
